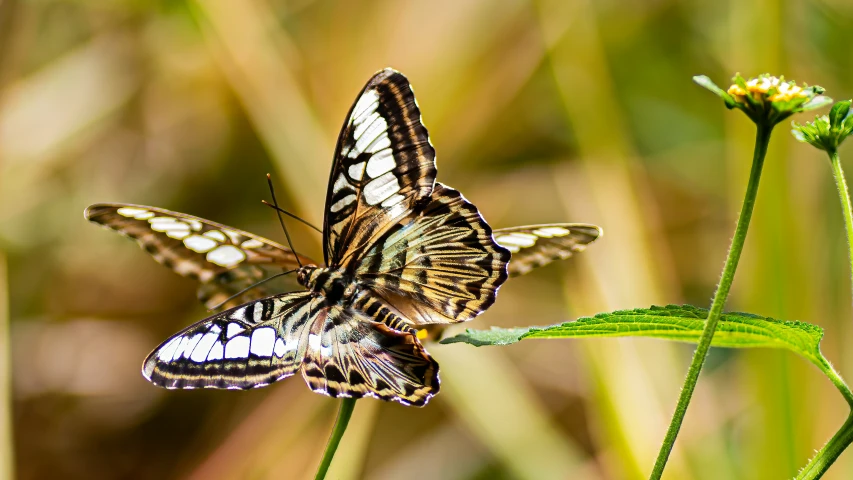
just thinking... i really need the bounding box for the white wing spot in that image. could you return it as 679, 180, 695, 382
203, 230, 227, 242
181, 333, 203, 359
253, 302, 264, 323
150, 219, 191, 235
117, 207, 149, 218
166, 229, 191, 239
533, 227, 571, 237
207, 341, 224, 361
273, 338, 286, 357
355, 116, 389, 154
184, 235, 218, 253
380, 194, 405, 208
250, 327, 276, 357
187, 220, 203, 231
348, 162, 366, 181
366, 150, 395, 178
351, 90, 379, 121
207, 245, 246, 267
157, 337, 182, 361
363, 171, 401, 205
496, 233, 537, 248
225, 336, 250, 359
308, 333, 321, 352
332, 173, 351, 194
241, 239, 264, 249
227, 323, 245, 338
354, 111, 382, 140
190, 332, 219, 362
503, 244, 521, 253
172, 336, 189, 361
330, 194, 357, 213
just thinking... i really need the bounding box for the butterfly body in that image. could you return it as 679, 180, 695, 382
297, 265, 359, 305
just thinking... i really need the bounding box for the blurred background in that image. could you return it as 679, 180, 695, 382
2, 0, 853, 478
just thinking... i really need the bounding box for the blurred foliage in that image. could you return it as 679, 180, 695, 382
2, 0, 853, 479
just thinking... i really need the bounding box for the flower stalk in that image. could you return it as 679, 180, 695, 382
651, 74, 831, 479
314, 398, 357, 480
790, 100, 853, 478
650, 122, 772, 479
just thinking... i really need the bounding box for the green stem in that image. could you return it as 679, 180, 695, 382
790, 149, 853, 479
829, 149, 853, 314
796, 413, 853, 479
650, 123, 774, 479
314, 398, 356, 480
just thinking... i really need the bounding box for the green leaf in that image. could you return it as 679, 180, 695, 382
692, 75, 736, 108
442, 305, 853, 406
829, 101, 851, 129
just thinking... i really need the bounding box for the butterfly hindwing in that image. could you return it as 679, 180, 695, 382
85, 204, 315, 309
355, 183, 511, 324
324, 69, 437, 266
494, 224, 602, 277
143, 292, 317, 389
301, 293, 439, 406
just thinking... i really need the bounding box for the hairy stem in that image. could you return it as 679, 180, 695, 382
650, 123, 773, 478
314, 398, 356, 480
791, 150, 853, 479
796, 413, 853, 479
829, 149, 853, 319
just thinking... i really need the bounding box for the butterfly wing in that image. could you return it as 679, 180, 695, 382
354, 183, 511, 325
142, 291, 318, 389
144, 289, 439, 405
494, 224, 602, 277
302, 294, 439, 406
85, 204, 316, 309
323, 68, 437, 266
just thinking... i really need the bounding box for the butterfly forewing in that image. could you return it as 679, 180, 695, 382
494, 224, 602, 277
324, 69, 437, 266
85, 204, 315, 309
143, 292, 317, 389
354, 183, 511, 324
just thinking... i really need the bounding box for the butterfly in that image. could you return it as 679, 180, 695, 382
86, 69, 514, 406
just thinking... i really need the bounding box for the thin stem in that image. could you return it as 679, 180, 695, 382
796, 413, 853, 479
314, 398, 356, 480
650, 123, 774, 479
790, 150, 853, 479
829, 149, 853, 315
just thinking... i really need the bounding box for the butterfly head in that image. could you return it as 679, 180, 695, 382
297, 265, 319, 288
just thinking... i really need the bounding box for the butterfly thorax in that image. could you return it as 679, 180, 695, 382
297, 265, 358, 303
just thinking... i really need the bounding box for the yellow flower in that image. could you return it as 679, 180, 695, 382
726, 75, 808, 104
695, 73, 829, 127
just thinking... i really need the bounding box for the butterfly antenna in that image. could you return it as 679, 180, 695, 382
266, 174, 303, 268
261, 200, 322, 234
208, 269, 298, 311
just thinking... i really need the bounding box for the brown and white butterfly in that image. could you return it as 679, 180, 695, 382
86, 69, 513, 406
